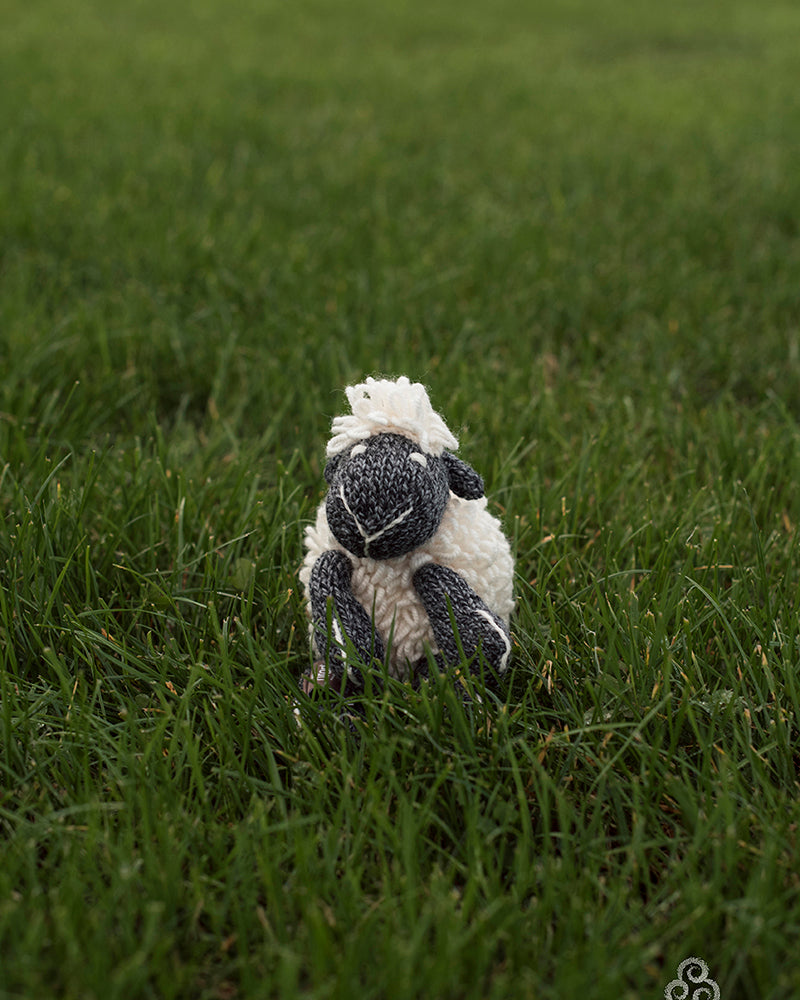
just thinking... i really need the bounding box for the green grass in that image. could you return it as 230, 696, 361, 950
2, 0, 800, 996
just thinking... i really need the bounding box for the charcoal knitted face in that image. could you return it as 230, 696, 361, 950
324, 433, 449, 560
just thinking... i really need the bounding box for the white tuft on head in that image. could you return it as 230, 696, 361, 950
326, 376, 459, 457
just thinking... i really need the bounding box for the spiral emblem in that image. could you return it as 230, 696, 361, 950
664, 957, 721, 1000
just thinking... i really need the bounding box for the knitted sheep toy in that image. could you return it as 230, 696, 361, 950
299, 376, 514, 698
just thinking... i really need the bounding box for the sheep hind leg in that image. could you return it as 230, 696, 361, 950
306, 549, 385, 698
412, 563, 511, 691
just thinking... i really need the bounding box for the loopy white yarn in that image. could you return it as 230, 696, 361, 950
326, 376, 458, 457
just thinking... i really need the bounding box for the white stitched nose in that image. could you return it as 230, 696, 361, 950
339, 484, 412, 557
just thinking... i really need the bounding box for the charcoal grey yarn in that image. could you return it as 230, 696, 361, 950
325, 433, 463, 560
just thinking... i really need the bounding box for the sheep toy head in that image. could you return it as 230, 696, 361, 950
323, 433, 484, 561
299, 376, 515, 698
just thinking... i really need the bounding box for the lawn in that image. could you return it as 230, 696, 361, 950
2, 0, 800, 997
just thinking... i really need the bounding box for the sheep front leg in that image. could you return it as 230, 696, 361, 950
306, 550, 385, 696
412, 563, 511, 686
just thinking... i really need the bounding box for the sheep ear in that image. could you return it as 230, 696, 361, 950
442, 451, 484, 499
323, 452, 344, 484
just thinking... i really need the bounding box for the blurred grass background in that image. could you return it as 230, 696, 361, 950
2, 1, 800, 997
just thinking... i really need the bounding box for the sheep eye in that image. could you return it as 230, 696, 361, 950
408, 452, 428, 468
350, 444, 368, 457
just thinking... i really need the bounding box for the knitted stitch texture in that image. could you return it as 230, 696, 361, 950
300, 377, 515, 680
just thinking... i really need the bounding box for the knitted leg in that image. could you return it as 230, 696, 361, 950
307, 550, 385, 695
412, 563, 511, 684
